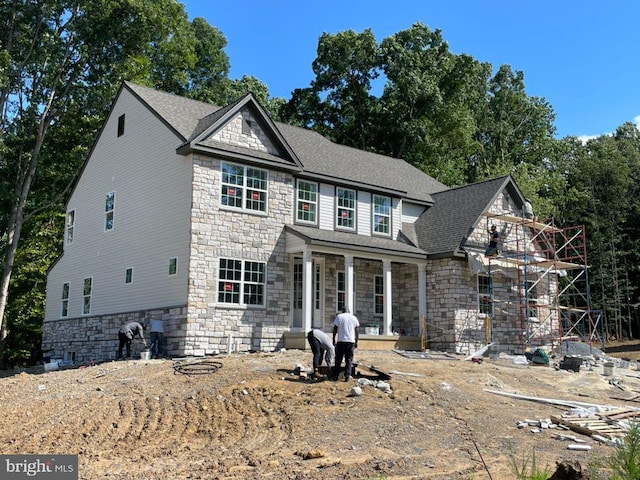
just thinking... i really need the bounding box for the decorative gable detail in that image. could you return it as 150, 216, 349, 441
210, 108, 279, 155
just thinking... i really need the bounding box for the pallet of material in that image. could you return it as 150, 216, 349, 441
598, 407, 640, 421
550, 414, 626, 440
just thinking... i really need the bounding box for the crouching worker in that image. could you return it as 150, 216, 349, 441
307, 328, 335, 380
118, 321, 147, 359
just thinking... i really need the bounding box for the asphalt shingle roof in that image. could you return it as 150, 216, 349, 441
124, 82, 448, 204
125, 82, 517, 259
286, 225, 427, 258
413, 176, 512, 255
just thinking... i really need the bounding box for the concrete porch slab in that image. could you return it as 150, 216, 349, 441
283, 331, 422, 351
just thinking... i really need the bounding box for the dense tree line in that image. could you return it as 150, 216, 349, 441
1, 4, 638, 366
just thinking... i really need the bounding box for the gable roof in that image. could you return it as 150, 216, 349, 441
124, 82, 448, 204
413, 175, 520, 256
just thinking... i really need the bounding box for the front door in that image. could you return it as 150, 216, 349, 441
292, 257, 325, 330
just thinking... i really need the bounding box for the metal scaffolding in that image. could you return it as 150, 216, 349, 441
480, 212, 599, 353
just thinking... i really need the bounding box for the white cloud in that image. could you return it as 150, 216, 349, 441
634, 115, 640, 129
576, 134, 600, 144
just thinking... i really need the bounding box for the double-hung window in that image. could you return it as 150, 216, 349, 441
169, 258, 178, 276
218, 258, 266, 306
336, 187, 355, 230
105, 192, 115, 231
61, 283, 70, 318
372, 195, 391, 235
65, 210, 75, 244
374, 275, 384, 316
526, 280, 539, 319
82, 277, 92, 315
478, 275, 492, 315
296, 180, 318, 224
337, 271, 346, 313
221, 162, 268, 213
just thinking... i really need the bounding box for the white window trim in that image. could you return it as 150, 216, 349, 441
82, 277, 92, 316
336, 187, 356, 231
372, 195, 391, 237
296, 179, 318, 225
337, 271, 345, 313
217, 257, 267, 307
220, 162, 269, 214
169, 257, 178, 276
65, 210, 75, 245
477, 274, 491, 316
105, 191, 115, 232
61, 282, 70, 318
125, 267, 134, 284
374, 274, 384, 317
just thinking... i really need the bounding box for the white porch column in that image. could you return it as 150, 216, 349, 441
418, 263, 427, 336
302, 248, 313, 333
344, 254, 355, 312
383, 260, 393, 335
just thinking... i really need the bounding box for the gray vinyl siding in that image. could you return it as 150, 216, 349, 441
45, 88, 191, 321
392, 198, 401, 239
318, 182, 334, 230
402, 201, 427, 224
357, 191, 371, 236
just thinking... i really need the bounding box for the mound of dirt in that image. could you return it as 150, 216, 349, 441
1, 347, 638, 479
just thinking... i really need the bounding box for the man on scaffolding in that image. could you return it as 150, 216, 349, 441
485, 225, 501, 257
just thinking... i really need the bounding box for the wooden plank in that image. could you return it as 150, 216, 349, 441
551, 415, 625, 439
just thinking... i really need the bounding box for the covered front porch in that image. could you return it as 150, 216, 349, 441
285, 225, 428, 347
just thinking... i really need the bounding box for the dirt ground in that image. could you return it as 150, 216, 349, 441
2, 341, 640, 480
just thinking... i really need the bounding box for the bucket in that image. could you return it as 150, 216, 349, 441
139, 351, 151, 360
603, 362, 614, 376
44, 360, 59, 371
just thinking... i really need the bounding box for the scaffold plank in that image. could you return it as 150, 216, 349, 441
483, 212, 561, 232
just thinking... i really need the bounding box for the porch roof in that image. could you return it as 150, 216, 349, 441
285, 225, 428, 261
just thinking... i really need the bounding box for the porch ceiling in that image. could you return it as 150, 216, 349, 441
285, 224, 428, 261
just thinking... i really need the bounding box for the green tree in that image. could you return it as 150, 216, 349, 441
556, 128, 640, 338
0, 0, 231, 366
379, 23, 491, 186
281, 28, 382, 149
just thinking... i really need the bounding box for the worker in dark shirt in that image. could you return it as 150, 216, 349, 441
484, 225, 501, 257
118, 321, 147, 359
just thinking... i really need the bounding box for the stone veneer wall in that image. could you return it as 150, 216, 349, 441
187, 154, 292, 354
392, 263, 421, 335
210, 108, 279, 155
42, 306, 187, 363
426, 257, 479, 354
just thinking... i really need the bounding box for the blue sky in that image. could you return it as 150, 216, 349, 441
181, 1, 640, 140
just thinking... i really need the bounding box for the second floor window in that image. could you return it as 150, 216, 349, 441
105, 192, 115, 231
125, 268, 133, 284
221, 162, 268, 213
65, 210, 75, 244
296, 180, 318, 224
336, 187, 355, 230
373, 195, 391, 235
